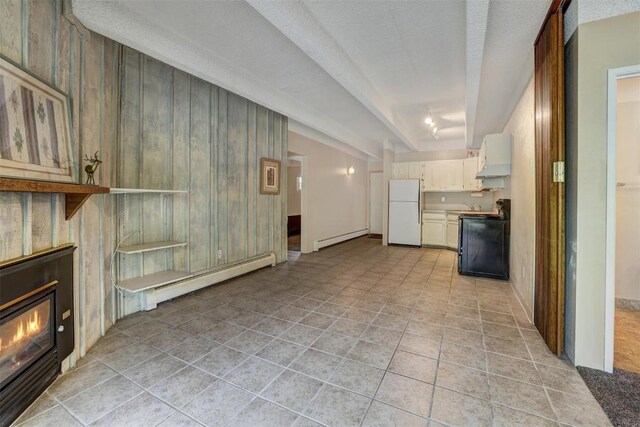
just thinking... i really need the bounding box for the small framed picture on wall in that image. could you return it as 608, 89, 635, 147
260, 157, 281, 195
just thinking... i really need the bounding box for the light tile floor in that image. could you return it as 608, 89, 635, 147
14, 238, 612, 426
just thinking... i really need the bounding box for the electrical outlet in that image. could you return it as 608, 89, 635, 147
218, 249, 223, 259
440, 196, 446, 202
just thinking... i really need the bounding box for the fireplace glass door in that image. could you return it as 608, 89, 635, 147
0, 294, 54, 389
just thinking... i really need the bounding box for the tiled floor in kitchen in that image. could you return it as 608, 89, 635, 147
14, 237, 611, 426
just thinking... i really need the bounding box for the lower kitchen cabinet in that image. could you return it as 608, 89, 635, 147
422, 212, 460, 249
422, 212, 446, 246
446, 219, 459, 249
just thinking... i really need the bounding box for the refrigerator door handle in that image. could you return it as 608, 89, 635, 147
418, 189, 421, 224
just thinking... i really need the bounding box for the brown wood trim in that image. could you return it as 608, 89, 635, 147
64, 193, 92, 220
0, 177, 109, 194
0, 280, 58, 311
0, 177, 109, 220
0, 244, 76, 268
534, 0, 572, 46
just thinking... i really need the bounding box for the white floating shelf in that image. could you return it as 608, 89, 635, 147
110, 188, 188, 194
116, 270, 193, 293
116, 240, 187, 254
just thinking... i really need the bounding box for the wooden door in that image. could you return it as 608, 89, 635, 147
534, 4, 566, 355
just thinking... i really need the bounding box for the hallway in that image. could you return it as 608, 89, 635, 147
15, 238, 609, 426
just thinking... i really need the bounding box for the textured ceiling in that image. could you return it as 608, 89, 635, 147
73, 0, 551, 158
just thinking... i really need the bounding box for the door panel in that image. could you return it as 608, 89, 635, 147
534, 7, 566, 355
423, 221, 445, 246
389, 202, 421, 245
447, 221, 459, 248
390, 180, 419, 202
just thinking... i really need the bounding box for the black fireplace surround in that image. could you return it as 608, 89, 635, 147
0, 245, 75, 427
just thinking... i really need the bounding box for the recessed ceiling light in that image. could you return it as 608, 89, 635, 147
424, 115, 433, 125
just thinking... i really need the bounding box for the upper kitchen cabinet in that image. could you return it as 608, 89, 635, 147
392, 162, 408, 179
423, 161, 443, 191
441, 160, 464, 191
408, 162, 424, 180
391, 162, 423, 180
463, 157, 483, 191
423, 160, 463, 192
477, 133, 511, 179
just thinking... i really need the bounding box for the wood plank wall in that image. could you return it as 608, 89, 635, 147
0, 0, 288, 356
117, 49, 287, 315
0, 0, 120, 364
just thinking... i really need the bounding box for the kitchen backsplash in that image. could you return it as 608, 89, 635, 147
423, 192, 494, 211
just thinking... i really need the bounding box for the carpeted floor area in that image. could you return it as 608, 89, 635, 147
577, 366, 640, 427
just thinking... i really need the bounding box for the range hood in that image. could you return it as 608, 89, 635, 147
475, 133, 511, 180
476, 164, 511, 178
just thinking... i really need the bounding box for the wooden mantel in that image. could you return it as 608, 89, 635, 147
0, 177, 109, 220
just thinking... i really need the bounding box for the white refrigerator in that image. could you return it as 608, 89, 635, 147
388, 179, 422, 246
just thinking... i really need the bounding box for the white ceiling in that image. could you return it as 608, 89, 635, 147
72, 0, 550, 159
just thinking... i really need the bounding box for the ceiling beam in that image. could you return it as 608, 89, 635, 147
246, 0, 420, 152
288, 120, 371, 160
465, 0, 490, 148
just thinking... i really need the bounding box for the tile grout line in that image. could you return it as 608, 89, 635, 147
359, 250, 431, 426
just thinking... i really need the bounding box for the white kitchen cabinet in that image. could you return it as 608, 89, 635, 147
392, 162, 407, 179
477, 133, 511, 178
422, 212, 446, 246
392, 162, 422, 180
441, 160, 464, 191
446, 214, 459, 249
423, 162, 442, 192
408, 162, 423, 180
423, 160, 463, 192
463, 157, 482, 191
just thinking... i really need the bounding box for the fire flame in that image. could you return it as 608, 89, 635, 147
0, 309, 43, 352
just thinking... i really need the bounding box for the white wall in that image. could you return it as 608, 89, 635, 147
494, 77, 536, 319
288, 131, 368, 251
287, 165, 301, 216
615, 76, 640, 302
565, 0, 640, 42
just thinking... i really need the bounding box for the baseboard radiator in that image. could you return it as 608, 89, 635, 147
313, 229, 369, 252
141, 253, 276, 310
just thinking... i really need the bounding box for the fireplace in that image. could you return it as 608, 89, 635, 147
0, 245, 75, 427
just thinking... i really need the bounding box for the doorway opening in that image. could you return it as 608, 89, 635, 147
287, 154, 303, 255
605, 67, 640, 374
